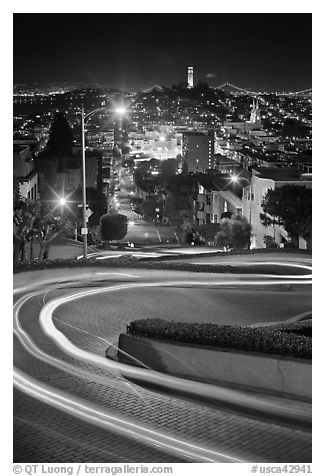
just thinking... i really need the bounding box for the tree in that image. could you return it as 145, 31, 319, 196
195, 81, 210, 92
130, 196, 143, 215
112, 146, 121, 160
100, 213, 128, 244
122, 158, 135, 168
215, 218, 234, 250
140, 198, 157, 221
195, 223, 220, 245
47, 112, 73, 157
32, 204, 75, 260
13, 199, 39, 264
221, 211, 233, 220
172, 81, 189, 92
260, 185, 312, 245
216, 215, 251, 250
231, 215, 251, 249
281, 119, 310, 138
69, 187, 107, 227
13, 200, 75, 262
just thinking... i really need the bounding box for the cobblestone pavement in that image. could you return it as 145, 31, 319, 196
13, 272, 312, 463
14, 389, 186, 463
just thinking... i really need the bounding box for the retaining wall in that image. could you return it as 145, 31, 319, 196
118, 333, 311, 401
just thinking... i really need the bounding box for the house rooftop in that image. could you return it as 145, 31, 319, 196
13, 144, 29, 153
253, 167, 303, 181
196, 173, 243, 198
214, 155, 238, 164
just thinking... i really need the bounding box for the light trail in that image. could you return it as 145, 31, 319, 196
189, 261, 312, 280
14, 290, 151, 405
94, 272, 141, 277
13, 262, 312, 461
95, 254, 123, 260
14, 278, 311, 424
14, 369, 241, 463
37, 280, 311, 421
95, 252, 164, 260
13, 269, 141, 295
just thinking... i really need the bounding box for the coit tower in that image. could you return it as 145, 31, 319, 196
188, 66, 194, 88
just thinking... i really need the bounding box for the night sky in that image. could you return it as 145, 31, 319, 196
13, 13, 312, 91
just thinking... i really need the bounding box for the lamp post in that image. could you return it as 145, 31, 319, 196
80, 104, 127, 258
81, 105, 87, 258
230, 174, 253, 226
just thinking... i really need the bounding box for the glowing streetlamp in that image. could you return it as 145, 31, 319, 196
81, 103, 128, 258
81, 104, 109, 258
115, 106, 127, 115
114, 106, 128, 154
59, 197, 66, 206
230, 174, 253, 226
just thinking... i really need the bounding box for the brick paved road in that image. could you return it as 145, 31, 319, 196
13, 270, 312, 463
14, 389, 186, 463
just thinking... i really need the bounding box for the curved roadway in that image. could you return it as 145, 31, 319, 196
13, 258, 312, 463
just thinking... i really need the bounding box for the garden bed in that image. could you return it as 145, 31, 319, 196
126, 318, 312, 359
13, 255, 310, 276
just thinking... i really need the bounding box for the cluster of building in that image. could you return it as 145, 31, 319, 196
13, 70, 312, 248
128, 70, 311, 249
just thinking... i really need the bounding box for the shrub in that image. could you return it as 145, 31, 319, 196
264, 235, 279, 249
268, 319, 312, 337
127, 319, 312, 359
13, 255, 138, 272
100, 213, 128, 243
13, 255, 310, 276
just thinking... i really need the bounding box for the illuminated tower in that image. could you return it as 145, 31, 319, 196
188, 66, 194, 88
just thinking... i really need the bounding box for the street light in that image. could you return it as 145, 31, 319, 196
230, 174, 253, 226
114, 105, 128, 156
81, 104, 128, 258
115, 106, 127, 115
81, 104, 108, 258
81, 105, 88, 259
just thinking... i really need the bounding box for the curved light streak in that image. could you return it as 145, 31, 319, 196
14, 263, 312, 460
14, 369, 240, 463
37, 280, 311, 421
14, 286, 246, 462
190, 261, 312, 280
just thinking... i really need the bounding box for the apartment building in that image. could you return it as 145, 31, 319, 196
242, 167, 312, 248
195, 174, 242, 225
13, 144, 38, 200
183, 132, 214, 173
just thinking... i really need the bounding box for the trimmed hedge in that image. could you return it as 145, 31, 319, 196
13, 256, 310, 276
268, 319, 312, 338
135, 261, 309, 276
127, 319, 312, 359
13, 255, 138, 273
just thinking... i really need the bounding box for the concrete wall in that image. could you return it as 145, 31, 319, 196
118, 334, 311, 402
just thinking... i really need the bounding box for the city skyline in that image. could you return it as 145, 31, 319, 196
13, 13, 312, 91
